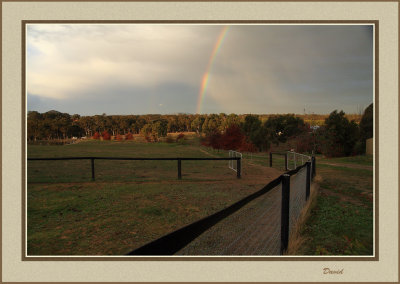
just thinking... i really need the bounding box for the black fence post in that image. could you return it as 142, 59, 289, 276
269, 152, 272, 167
237, 158, 241, 179
178, 159, 182, 180
284, 153, 288, 171
280, 174, 290, 254
306, 161, 311, 200
91, 158, 95, 181
312, 156, 316, 179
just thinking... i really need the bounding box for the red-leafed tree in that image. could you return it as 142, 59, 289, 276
92, 132, 101, 139
220, 125, 245, 150
102, 130, 111, 140
238, 137, 258, 153
202, 130, 222, 150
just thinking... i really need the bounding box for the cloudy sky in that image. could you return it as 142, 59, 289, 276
27, 24, 373, 115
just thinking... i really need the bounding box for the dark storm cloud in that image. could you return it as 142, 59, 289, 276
27, 24, 373, 115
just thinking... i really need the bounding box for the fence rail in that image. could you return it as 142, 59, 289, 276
27, 156, 242, 180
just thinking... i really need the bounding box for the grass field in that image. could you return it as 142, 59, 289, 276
27, 140, 373, 256
290, 155, 373, 255
27, 140, 283, 255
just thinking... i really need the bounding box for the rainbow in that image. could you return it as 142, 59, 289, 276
196, 26, 229, 114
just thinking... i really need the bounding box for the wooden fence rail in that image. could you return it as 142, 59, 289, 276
27, 157, 242, 180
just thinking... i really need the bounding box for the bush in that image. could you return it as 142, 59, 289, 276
296, 133, 315, 154
202, 130, 222, 150
92, 132, 101, 139
202, 125, 257, 152
125, 132, 133, 140
238, 137, 257, 152
102, 131, 111, 140
116, 134, 123, 141
220, 125, 244, 150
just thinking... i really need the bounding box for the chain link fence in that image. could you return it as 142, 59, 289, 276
176, 182, 281, 255
289, 166, 307, 234
129, 154, 315, 256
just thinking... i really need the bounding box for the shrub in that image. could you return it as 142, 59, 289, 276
102, 131, 111, 140
125, 132, 133, 140
296, 133, 315, 154
92, 132, 101, 139
220, 125, 244, 150
202, 130, 222, 150
203, 125, 260, 152
238, 137, 257, 152
116, 134, 123, 141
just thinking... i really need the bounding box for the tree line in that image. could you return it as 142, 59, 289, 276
27, 105, 372, 157
27, 111, 306, 141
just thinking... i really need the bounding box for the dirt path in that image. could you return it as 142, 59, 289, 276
198, 147, 218, 158
198, 147, 283, 182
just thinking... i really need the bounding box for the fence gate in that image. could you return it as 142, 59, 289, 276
286, 151, 311, 170
229, 150, 242, 173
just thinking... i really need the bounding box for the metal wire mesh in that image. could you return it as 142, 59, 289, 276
228, 150, 242, 173
288, 166, 307, 234
286, 152, 311, 170
176, 182, 282, 255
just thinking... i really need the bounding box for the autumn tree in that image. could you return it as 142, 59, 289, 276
151, 119, 168, 140
191, 116, 205, 134
141, 124, 152, 139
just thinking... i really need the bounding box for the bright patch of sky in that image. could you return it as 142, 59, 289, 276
27, 24, 373, 115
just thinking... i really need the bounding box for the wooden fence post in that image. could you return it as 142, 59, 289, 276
280, 174, 290, 254
237, 158, 241, 179
312, 156, 316, 179
178, 159, 182, 179
91, 158, 95, 181
269, 152, 272, 167
306, 162, 311, 200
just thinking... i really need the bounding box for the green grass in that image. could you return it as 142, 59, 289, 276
316, 154, 373, 166
28, 181, 257, 255
27, 140, 282, 255
295, 156, 373, 255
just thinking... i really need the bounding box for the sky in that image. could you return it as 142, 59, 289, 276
26, 24, 373, 116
